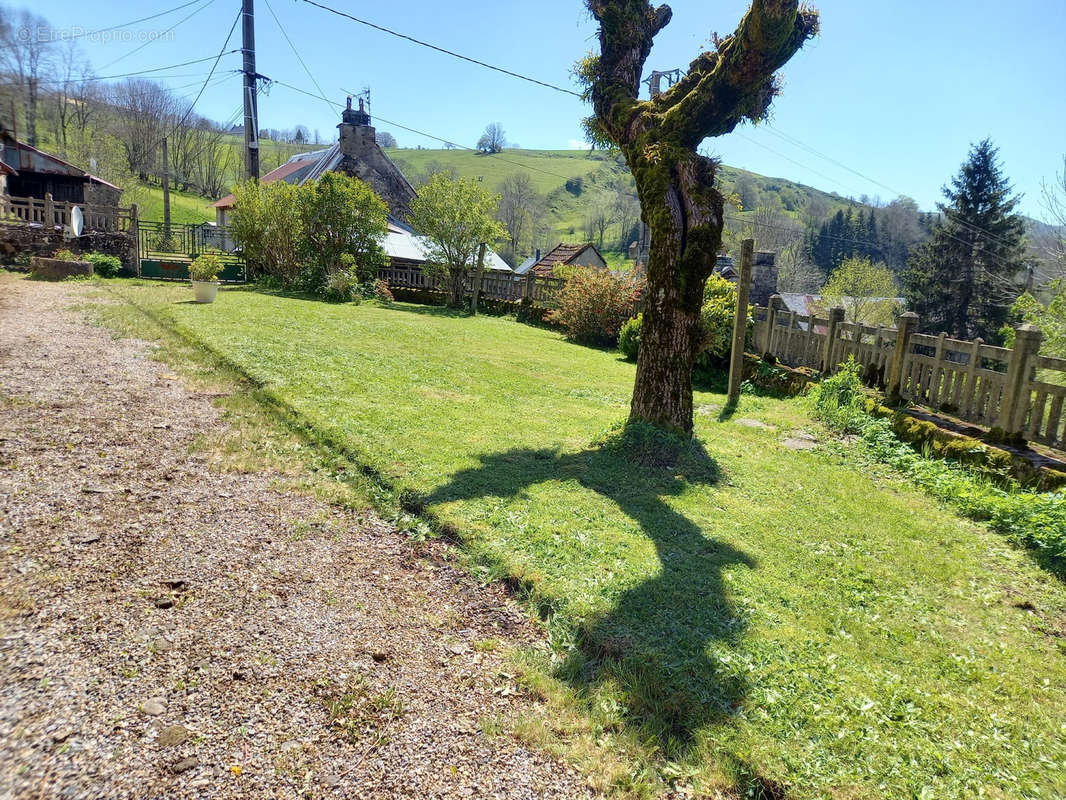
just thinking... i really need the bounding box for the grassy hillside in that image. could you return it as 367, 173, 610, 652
388, 147, 851, 253
113, 143, 855, 252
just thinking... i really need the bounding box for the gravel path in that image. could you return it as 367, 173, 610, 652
0, 276, 589, 800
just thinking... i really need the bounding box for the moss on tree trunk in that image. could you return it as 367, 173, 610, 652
583, 0, 819, 435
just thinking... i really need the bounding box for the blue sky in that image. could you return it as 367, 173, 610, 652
30, 0, 1066, 216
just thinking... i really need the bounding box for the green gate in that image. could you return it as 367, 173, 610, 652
138, 220, 245, 282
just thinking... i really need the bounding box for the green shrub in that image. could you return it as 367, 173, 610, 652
320, 270, 360, 303
54, 248, 77, 261
697, 274, 745, 364
189, 253, 223, 282
811, 357, 866, 432
548, 269, 643, 346
618, 314, 642, 360
85, 252, 122, 278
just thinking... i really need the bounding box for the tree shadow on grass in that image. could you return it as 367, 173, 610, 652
422, 426, 755, 748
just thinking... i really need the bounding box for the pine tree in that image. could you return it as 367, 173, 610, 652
903, 140, 1026, 341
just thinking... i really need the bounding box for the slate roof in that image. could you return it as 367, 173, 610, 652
385, 219, 511, 272
211, 153, 323, 209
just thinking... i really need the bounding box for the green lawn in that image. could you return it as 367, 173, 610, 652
103, 281, 1066, 799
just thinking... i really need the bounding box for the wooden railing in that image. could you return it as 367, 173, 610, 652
379, 266, 565, 306
0, 192, 132, 232
753, 294, 1064, 451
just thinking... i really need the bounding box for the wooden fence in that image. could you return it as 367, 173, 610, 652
379, 266, 566, 306
753, 294, 1065, 450
0, 192, 133, 232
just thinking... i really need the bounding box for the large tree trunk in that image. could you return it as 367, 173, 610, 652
627, 151, 723, 435
585, 0, 817, 436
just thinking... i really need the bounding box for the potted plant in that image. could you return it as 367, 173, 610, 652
189, 253, 224, 303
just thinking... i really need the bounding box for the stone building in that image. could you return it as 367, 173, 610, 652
213, 97, 512, 274
213, 97, 416, 226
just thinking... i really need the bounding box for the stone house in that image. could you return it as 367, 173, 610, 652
213, 97, 511, 273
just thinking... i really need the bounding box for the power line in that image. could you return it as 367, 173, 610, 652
262, 0, 334, 114
296, 0, 582, 98
55, 0, 209, 42
97, 0, 219, 72
762, 123, 1019, 252
262, 81, 993, 260
172, 8, 241, 132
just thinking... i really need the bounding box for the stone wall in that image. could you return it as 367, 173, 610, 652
30, 256, 93, 280
0, 222, 134, 270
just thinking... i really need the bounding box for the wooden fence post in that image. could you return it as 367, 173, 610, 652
129, 203, 141, 277
470, 242, 486, 314
821, 306, 845, 374
886, 311, 918, 403
523, 272, 536, 304
727, 238, 754, 405
997, 324, 1043, 435
763, 293, 783, 357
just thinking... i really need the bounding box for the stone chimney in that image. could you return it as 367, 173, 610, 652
338, 96, 375, 162
750, 250, 778, 307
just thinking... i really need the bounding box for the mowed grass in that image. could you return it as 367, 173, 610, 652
105, 280, 1066, 799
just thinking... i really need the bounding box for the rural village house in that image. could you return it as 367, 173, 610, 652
213, 98, 512, 273
0, 126, 122, 208
514, 242, 607, 277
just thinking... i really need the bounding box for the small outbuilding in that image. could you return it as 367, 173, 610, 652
0, 127, 121, 207
523, 243, 607, 277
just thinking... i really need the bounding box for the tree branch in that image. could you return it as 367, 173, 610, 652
659, 0, 819, 147
586, 0, 672, 141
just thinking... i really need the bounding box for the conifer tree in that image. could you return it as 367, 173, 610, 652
903, 140, 1026, 340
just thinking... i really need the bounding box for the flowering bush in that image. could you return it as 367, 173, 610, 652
548, 269, 643, 345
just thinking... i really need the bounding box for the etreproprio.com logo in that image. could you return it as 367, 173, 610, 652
18, 26, 176, 45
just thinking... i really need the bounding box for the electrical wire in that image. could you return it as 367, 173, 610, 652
171, 8, 241, 132
262, 0, 334, 114
97, 0, 219, 72
56, 0, 209, 42
297, 0, 581, 97
763, 123, 1020, 252
23, 53, 243, 88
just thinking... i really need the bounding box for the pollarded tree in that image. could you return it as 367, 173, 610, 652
580, 0, 819, 435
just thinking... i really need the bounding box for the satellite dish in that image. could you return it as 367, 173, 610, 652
70, 206, 84, 237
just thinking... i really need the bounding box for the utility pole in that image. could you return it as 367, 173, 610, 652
161, 136, 171, 241
241, 0, 259, 180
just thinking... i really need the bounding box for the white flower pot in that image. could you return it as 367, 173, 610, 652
192, 280, 219, 304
